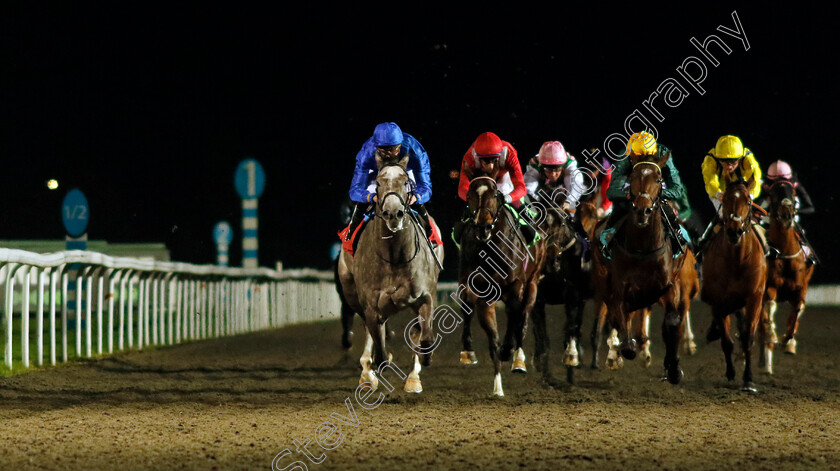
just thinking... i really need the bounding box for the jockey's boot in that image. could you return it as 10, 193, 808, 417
572, 215, 591, 261
411, 203, 432, 237
694, 219, 716, 263
451, 206, 471, 246
345, 203, 366, 241
599, 202, 628, 258
662, 202, 688, 255
795, 223, 820, 266
514, 204, 538, 245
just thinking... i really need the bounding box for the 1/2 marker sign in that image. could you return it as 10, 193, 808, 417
62, 189, 89, 237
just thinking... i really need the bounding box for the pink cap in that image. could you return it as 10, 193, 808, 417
538, 141, 568, 166
768, 160, 792, 179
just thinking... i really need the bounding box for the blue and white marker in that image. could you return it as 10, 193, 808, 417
234, 158, 266, 268
62, 189, 89, 342
213, 221, 234, 266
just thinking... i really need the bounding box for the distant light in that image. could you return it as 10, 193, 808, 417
47, 179, 59, 190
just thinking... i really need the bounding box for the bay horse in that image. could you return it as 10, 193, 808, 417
337, 154, 444, 393
758, 178, 814, 374
456, 176, 546, 396
530, 181, 591, 385
700, 177, 767, 392
591, 152, 692, 384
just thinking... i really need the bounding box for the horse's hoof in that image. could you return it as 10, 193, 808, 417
667, 368, 684, 385
564, 340, 580, 367
388, 352, 394, 362
641, 353, 652, 368
726, 369, 736, 381
563, 353, 580, 368
741, 382, 758, 394
606, 354, 623, 370
511, 348, 527, 373
359, 377, 378, 392
404, 377, 423, 394
784, 339, 797, 355
460, 351, 478, 365
683, 340, 698, 356
621, 347, 636, 360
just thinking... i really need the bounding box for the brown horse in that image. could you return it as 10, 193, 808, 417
700, 177, 767, 392
591, 152, 692, 384
529, 181, 591, 385
337, 154, 444, 393
456, 177, 546, 396
758, 179, 814, 374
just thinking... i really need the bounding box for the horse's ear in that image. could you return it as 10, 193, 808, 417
374, 152, 384, 170
397, 154, 409, 169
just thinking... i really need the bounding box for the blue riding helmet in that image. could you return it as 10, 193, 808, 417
373, 122, 403, 147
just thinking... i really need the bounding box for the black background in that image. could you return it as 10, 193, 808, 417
2, 4, 837, 281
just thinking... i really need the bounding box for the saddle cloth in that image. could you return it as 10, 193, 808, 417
337, 214, 442, 257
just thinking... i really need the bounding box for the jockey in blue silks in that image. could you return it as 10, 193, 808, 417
346, 122, 433, 239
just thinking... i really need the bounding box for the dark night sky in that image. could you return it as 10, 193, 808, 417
2, 4, 838, 281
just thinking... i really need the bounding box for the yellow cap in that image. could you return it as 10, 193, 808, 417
627, 132, 658, 156
714, 135, 744, 160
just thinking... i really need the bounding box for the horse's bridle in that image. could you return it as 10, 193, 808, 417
468, 176, 503, 229
629, 161, 664, 210
724, 183, 753, 236
374, 163, 416, 234
373, 163, 422, 265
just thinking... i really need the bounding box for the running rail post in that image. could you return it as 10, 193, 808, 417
36, 267, 45, 366
22, 266, 32, 368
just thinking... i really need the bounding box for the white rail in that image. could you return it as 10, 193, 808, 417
0, 248, 341, 372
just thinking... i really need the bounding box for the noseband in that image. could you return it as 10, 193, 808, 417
469, 176, 503, 229
629, 161, 664, 210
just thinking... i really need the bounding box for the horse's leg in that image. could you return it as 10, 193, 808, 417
635, 308, 652, 368
403, 297, 434, 394
500, 297, 521, 363
758, 288, 777, 374
564, 291, 583, 368
512, 280, 539, 374
340, 302, 355, 351
359, 327, 379, 391
460, 299, 478, 365
661, 291, 685, 385
681, 307, 698, 356
717, 310, 736, 382
590, 300, 607, 369
476, 302, 504, 396
531, 294, 550, 378
783, 298, 805, 355
617, 303, 636, 361
740, 295, 762, 393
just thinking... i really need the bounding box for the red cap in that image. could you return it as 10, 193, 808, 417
474, 132, 503, 157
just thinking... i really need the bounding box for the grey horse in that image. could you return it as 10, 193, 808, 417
337, 153, 444, 393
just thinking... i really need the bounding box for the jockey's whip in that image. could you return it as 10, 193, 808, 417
409, 211, 444, 271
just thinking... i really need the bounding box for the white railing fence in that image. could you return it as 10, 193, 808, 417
0, 248, 340, 372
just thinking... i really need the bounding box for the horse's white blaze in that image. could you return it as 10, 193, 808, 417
359, 332, 378, 390
564, 338, 580, 367
511, 347, 527, 373
404, 354, 423, 394
492, 373, 504, 397
476, 185, 488, 198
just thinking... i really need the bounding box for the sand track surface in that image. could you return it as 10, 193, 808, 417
1, 303, 838, 470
